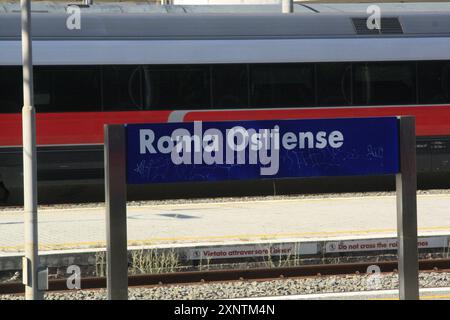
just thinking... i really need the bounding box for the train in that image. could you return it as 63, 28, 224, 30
1, 2, 450, 203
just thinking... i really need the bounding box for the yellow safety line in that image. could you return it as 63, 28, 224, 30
1, 225, 449, 251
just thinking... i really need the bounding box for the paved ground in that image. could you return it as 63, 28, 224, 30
1, 193, 450, 253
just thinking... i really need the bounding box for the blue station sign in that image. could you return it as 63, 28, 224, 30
125, 118, 400, 184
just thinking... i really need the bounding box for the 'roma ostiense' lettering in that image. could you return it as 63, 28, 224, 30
139, 121, 344, 176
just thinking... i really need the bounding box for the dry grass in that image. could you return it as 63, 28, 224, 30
129, 248, 180, 274
95, 248, 181, 276
95, 251, 106, 277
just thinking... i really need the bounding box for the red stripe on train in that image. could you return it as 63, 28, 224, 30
0, 105, 449, 146
183, 105, 450, 137
0, 111, 172, 146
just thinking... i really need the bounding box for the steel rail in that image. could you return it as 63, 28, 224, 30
1, 258, 450, 295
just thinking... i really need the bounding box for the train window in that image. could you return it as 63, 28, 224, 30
418, 61, 450, 104
34, 66, 102, 112
0, 67, 22, 113
316, 63, 352, 106
249, 64, 315, 108
211, 64, 249, 108
353, 62, 416, 106
102, 66, 143, 111
141, 65, 210, 110
34, 69, 52, 109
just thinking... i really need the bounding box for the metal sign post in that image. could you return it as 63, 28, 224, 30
104, 116, 419, 300
396, 116, 419, 300
104, 125, 128, 300
281, 0, 293, 13
21, 0, 43, 300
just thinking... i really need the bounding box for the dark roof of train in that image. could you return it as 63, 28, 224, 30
1, 2, 450, 39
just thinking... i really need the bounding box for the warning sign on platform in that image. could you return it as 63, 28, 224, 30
188, 242, 318, 260
325, 236, 449, 253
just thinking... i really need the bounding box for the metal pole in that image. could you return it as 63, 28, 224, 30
104, 125, 128, 300
21, 0, 42, 300
396, 116, 419, 300
282, 0, 293, 13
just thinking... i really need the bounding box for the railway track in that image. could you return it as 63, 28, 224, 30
2, 258, 450, 295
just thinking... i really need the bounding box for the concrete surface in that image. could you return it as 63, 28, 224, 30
1, 193, 450, 253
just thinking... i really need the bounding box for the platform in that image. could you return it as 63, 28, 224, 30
1, 192, 450, 253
